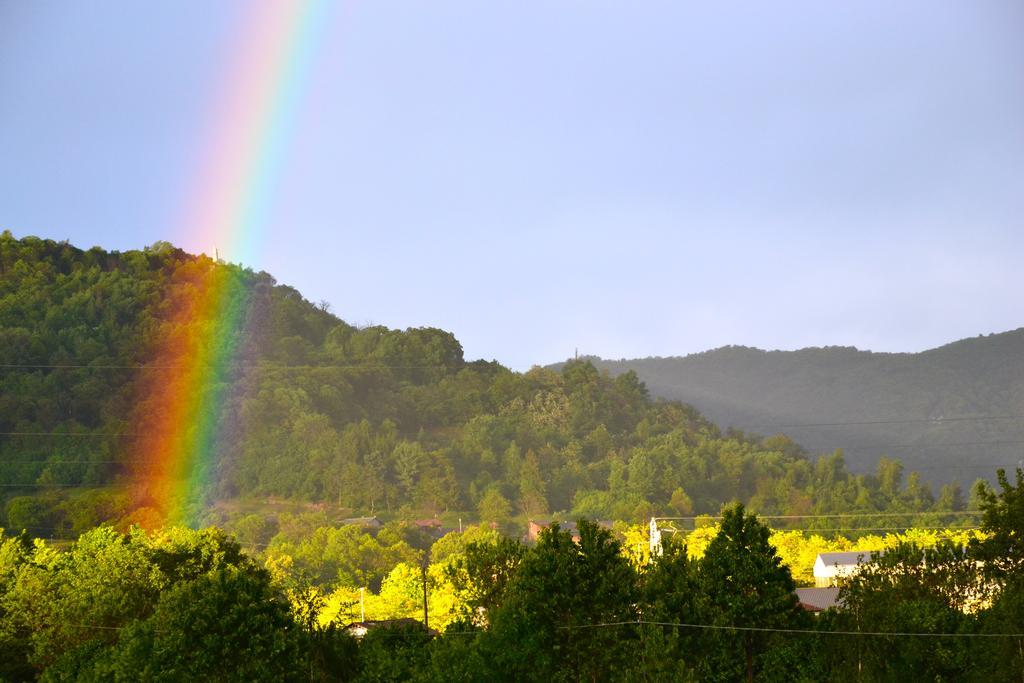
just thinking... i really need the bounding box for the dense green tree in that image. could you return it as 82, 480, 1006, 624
355, 620, 433, 683
0, 526, 265, 677
4, 496, 48, 534
484, 520, 637, 681
973, 575, 1024, 681
668, 486, 694, 516
90, 566, 307, 681
695, 505, 807, 683
227, 512, 273, 551
0, 531, 34, 680
477, 488, 512, 530
966, 467, 1024, 681
445, 536, 524, 619
876, 456, 904, 498
903, 471, 935, 510
1, 527, 159, 670
935, 481, 966, 512
417, 619, 485, 682
827, 541, 982, 680
268, 523, 419, 590
428, 525, 501, 565
518, 450, 548, 517
631, 538, 699, 681
971, 467, 1024, 579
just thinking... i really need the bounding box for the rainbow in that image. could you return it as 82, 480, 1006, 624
132, 0, 331, 527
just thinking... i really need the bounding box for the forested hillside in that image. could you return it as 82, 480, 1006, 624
571, 333, 1024, 483
0, 233, 973, 535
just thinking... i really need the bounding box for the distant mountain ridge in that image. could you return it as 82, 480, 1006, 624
564, 330, 1024, 482
0, 232, 1010, 531
7, 232, 966, 529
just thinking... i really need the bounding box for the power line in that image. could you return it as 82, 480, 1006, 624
62, 622, 164, 633
31, 617, 1024, 641
3, 525, 330, 552
0, 484, 97, 488
0, 460, 135, 464
760, 512, 981, 520
9, 518, 984, 547
3, 429, 1020, 458
559, 619, 1024, 639
659, 528, 978, 532
6, 433, 1021, 456
3, 448, 1018, 474
840, 440, 1024, 449
20, 618, 1024, 639
748, 415, 1023, 429
851, 464, 1022, 474
58, 618, 460, 637
0, 460, 129, 464
0, 362, 451, 371
3, 459, 1019, 475
2, 527, 278, 550
0, 432, 128, 437
777, 526, 981, 533
661, 526, 982, 534
653, 512, 983, 522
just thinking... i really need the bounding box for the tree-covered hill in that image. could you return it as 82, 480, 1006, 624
566, 332, 1024, 482
0, 232, 973, 534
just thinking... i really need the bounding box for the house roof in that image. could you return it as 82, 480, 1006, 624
346, 618, 424, 630
528, 520, 579, 533
795, 587, 842, 612
344, 618, 439, 637
339, 516, 382, 528
528, 519, 613, 531
816, 551, 879, 567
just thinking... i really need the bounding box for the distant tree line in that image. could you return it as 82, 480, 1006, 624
2, 467, 1022, 681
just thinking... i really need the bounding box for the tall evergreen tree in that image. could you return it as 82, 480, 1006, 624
695, 504, 806, 683
485, 521, 638, 681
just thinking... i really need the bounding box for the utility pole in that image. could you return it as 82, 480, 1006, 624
359, 586, 365, 622
421, 564, 429, 630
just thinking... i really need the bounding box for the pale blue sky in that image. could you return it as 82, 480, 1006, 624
1, 1, 1022, 369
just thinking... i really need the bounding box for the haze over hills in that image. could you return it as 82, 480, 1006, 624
567, 331, 1024, 483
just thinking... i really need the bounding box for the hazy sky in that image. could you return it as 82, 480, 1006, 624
2, 1, 1022, 369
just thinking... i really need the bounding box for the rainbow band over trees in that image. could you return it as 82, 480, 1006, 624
133, 0, 331, 527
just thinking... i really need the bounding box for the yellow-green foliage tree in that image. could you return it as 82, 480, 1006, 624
0, 525, 325, 679
282, 525, 505, 631
637, 521, 987, 586
264, 521, 420, 588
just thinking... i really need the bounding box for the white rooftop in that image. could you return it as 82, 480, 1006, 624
813, 550, 881, 585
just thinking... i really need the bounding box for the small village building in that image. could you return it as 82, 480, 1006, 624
339, 516, 384, 531
526, 520, 614, 543
813, 551, 880, 587
344, 618, 437, 639
795, 587, 842, 613
413, 518, 447, 538
527, 520, 580, 543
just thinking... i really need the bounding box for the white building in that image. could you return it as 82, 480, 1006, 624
813, 550, 881, 587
